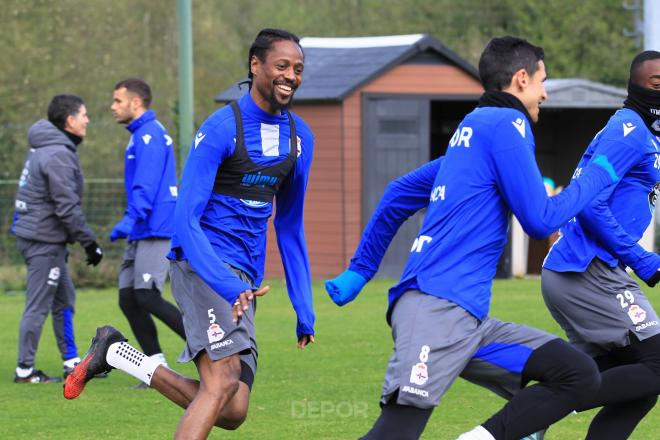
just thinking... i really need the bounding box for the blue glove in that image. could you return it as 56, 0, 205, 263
324, 270, 368, 306
109, 215, 136, 242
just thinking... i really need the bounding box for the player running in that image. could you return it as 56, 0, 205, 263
63, 28, 315, 440
541, 50, 660, 439
326, 36, 620, 440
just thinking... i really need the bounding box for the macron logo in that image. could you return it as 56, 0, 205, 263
623, 122, 636, 137
142, 134, 152, 145
512, 118, 526, 138
194, 132, 206, 149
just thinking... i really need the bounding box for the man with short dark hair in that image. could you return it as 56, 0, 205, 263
65, 29, 315, 439
326, 36, 620, 440
541, 50, 660, 439
109, 78, 185, 378
12, 94, 103, 383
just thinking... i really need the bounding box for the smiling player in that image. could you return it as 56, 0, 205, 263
65, 28, 316, 440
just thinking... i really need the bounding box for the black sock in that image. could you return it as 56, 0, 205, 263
118, 287, 162, 355
134, 288, 186, 340
360, 398, 433, 440
483, 338, 600, 440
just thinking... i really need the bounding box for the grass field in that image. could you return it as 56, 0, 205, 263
1, 278, 659, 439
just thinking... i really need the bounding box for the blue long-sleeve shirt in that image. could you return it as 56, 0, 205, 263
169, 93, 315, 338
345, 105, 616, 322
123, 109, 178, 240
544, 108, 660, 280
349, 158, 443, 281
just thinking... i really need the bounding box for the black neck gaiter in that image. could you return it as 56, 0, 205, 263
624, 81, 660, 135
59, 128, 83, 146
478, 91, 533, 124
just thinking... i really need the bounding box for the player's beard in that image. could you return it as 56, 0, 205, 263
113, 112, 132, 125
268, 86, 295, 113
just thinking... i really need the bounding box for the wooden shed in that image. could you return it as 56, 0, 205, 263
216, 34, 483, 279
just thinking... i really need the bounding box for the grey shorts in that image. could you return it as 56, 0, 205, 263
169, 259, 257, 383
542, 258, 660, 357
118, 239, 171, 292
382, 290, 556, 409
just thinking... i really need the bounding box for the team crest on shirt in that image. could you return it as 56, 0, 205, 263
207, 323, 225, 343
296, 136, 302, 157
410, 362, 429, 386
628, 305, 647, 325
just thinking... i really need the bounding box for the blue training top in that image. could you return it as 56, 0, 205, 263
123, 109, 178, 240
544, 108, 660, 281
347, 105, 616, 322
169, 93, 315, 338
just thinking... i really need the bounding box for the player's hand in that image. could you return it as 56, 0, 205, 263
324, 269, 368, 306
297, 334, 315, 349
644, 269, 660, 288
84, 242, 103, 266
109, 215, 135, 242
232, 285, 269, 323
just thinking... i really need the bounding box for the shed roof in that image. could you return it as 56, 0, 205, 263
543, 79, 626, 109
215, 34, 480, 102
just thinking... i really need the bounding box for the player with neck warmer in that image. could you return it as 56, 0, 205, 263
542, 51, 660, 439
327, 36, 620, 440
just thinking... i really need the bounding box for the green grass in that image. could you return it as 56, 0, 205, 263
1, 278, 658, 439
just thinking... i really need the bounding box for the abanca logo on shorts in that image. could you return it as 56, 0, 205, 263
211, 339, 234, 350
401, 386, 429, 397
636, 321, 658, 332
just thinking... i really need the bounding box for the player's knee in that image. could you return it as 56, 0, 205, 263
215, 409, 248, 430
530, 339, 600, 395
568, 353, 601, 396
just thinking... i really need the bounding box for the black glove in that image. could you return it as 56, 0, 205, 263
645, 270, 660, 288
84, 242, 103, 266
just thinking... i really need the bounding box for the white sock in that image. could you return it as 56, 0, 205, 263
63, 357, 81, 369
150, 352, 168, 367
16, 366, 34, 378
456, 425, 496, 440
105, 341, 164, 385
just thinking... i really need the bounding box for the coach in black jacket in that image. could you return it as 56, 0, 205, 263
12, 94, 103, 383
